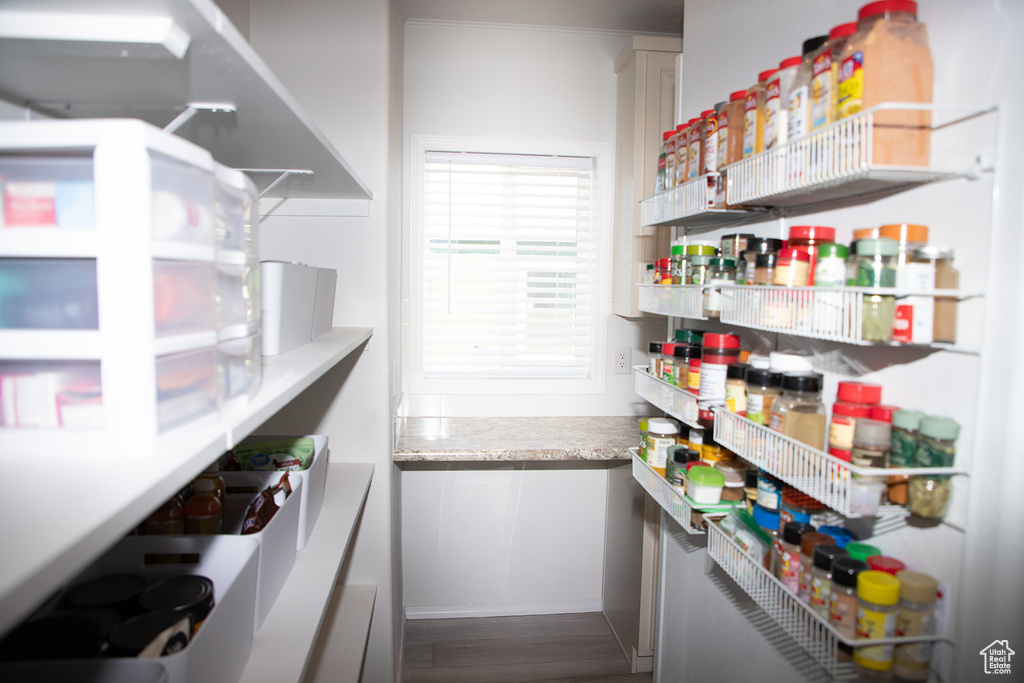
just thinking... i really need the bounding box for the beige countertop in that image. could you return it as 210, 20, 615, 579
393, 416, 639, 462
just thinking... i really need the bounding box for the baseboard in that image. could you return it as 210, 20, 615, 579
631, 647, 654, 673
404, 598, 604, 620
601, 610, 631, 666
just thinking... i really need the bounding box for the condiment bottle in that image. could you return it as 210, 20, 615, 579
769, 372, 827, 450
774, 521, 816, 592
753, 252, 777, 285
853, 570, 902, 676
848, 226, 881, 284
719, 233, 754, 262
670, 244, 686, 284
838, 0, 934, 167
648, 341, 663, 378
889, 409, 924, 505
700, 109, 717, 177
687, 356, 702, 394
811, 544, 849, 618
788, 225, 836, 286
742, 69, 776, 159
656, 130, 671, 192
850, 416, 891, 469
685, 243, 716, 282
638, 417, 649, 460
893, 570, 938, 681
881, 223, 933, 344
811, 24, 857, 132
698, 333, 741, 404
688, 255, 711, 286
143, 497, 185, 535
787, 35, 828, 178
908, 416, 959, 520
719, 90, 747, 170
745, 367, 783, 426
764, 56, 802, 150
742, 237, 783, 285
913, 246, 958, 343
823, 23, 858, 128
773, 248, 811, 287
673, 344, 700, 387
725, 363, 748, 416
778, 487, 826, 532
813, 243, 849, 288
756, 470, 783, 513
645, 417, 680, 477
797, 531, 834, 603
184, 478, 223, 534
703, 257, 736, 318
829, 398, 874, 462
856, 237, 899, 342
660, 343, 677, 384
687, 117, 702, 180
830, 556, 870, 643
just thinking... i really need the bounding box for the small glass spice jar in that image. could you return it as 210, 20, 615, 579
813, 242, 850, 287
704, 257, 737, 318
745, 367, 783, 426
726, 362, 749, 415
648, 341, 663, 377
769, 372, 827, 451
828, 381, 883, 462
670, 244, 687, 284
778, 486, 827, 532
856, 237, 899, 342
798, 531, 834, 603
743, 237, 784, 285
888, 409, 924, 505
893, 570, 939, 682
811, 544, 849, 618
908, 416, 959, 520
774, 248, 811, 287
754, 251, 777, 285
913, 246, 959, 343
788, 225, 836, 285
775, 521, 816, 592
660, 343, 678, 385
830, 556, 870, 651
688, 255, 712, 285
851, 418, 892, 469
672, 344, 700, 388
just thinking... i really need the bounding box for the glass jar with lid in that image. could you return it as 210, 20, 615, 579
672, 344, 700, 388
912, 246, 959, 343
893, 570, 939, 682
688, 255, 712, 286
753, 252, 777, 285
853, 571, 902, 677
742, 237, 784, 285
888, 409, 924, 505
811, 544, 849, 618
908, 416, 959, 520
769, 372, 827, 450
774, 247, 811, 287
745, 367, 783, 425
703, 257, 736, 318
670, 244, 687, 284
830, 556, 869, 645
788, 225, 836, 285
856, 237, 899, 341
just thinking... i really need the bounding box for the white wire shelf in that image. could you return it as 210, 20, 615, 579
640, 173, 766, 231
631, 450, 740, 536
704, 513, 951, 680
712, 408, 967, 526
637, 284, 707, 319
724, 103, 989, 208
717, 284, 980, 350
633, 366, 701, 429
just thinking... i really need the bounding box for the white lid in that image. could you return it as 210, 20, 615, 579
769, 351, 814, 373
194, 478, 215, 492
748, 354, 771, 369
647, 418, 679, 435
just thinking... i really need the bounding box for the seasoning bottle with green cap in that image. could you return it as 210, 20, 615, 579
670, 244, 687, 284
846, 542, 882, 563
814, 243, 850, 287
889, 409, 925, 505
704, 257, 736, 318
854, 570, 902, 676
893, 570, 939, 681
908, 416, 960, 520
856, 237, 900, 342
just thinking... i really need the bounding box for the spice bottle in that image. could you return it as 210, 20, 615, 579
798, 531, 834, 603
893, 570, 938, 681
913, 246, 959, 343
648, 342, 663, 377
699, 333, 741, 404
687, 356, 702, 394
743, 69, 776, 159
756, 471, 784, 513
838, 0, 934, 166
687, 117, 703, 180
765, 56, 802, 150
856, 237, 899, 342
773, 248, 811, 287
830, 556, 870, 642
688, 255, 711, 286
700, 109, 717, 177
726, 363, 748, 416
889, 409, 924, 505
753, 252, 777, 285
769, 372, 827, 450
638, 417, 649, 460
718, 90, 747, 188
670, 244, 686, 284
869, 405, 897, 423
720, 233, 754, 261
745, 367, 783, 425
788, 225, 836, 286
742, 237, 784, 285
645, 417, 680, 477
851, 418, 891, 469
778, 487, 826, 532
673, 344, 700, 387
881, 223, 932, 344
184, 478, 223, 535
660, 343, 677, 384
703, 257, 736, 318
908, 416, 959, 520
829, 400, 874, 462
787, 35, 828, 179
817, 23, 858, 130
656, 130, 671, 192
814, 243, 849, 287
774, 521, 816, 592
811, 544, 849, 618
867, 555, 906, 576
818, 525, 855, 549
854, 570, 901, 676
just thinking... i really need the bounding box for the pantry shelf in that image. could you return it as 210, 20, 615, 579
631, 450, 739, 536
638, 283, 707, 319
704, 514, 951, 680
633, 366, 701, 428
640, 174, 768, 232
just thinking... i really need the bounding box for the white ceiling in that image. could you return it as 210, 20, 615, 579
400, 0, 684, 36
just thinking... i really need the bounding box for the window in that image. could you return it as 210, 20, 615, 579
408, 138, 610, 395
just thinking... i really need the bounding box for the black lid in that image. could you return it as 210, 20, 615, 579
745, 367, 783, 387
831, 556, 869, 588
139, 575, 215, 622
685, 448, 702, 463
727, 362, 749, 380
745, 468, 760, 486
674, 344, 700, 360
649, 342, 662, 353
66, 573, 146, 610
782, 371, 823, 393
813, 544, 848, 571
0, 614, 103, 661
59, 608, 121, 639
747, 237, 784, 255
803, 35, 828, 55
783, 521, 817, 546
668, 444, 688, 463
110, 610, 193, 656
755, 252, 778, 268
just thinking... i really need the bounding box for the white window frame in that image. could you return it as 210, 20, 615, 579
405, 134, 613, 397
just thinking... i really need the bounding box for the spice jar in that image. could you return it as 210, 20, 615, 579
670, 244, 687, 284
742, 237, 784, 285
908, 416, 959, 520
720, 233, 754, 261
813, 23, 857, 131
913, 246, 959, 343
753, 252, 777, 285
687, 357, 702, 394
788, 225, 836, 285
665, 445, 689, 490
888, 409, 924, 505
745, 367, 783, 425
851, 418, 892, 469
773, 248, 811, 287
752, 502, 781, 536
769, 372, 827, 450
687, 255, 712, 286
764, 56, 802, 150
846, 542, 882, 563
648, 342, 663, 378
672, 344, 700, 387
882, 224, 932, 343
687, 117, 704, 180
814, 242, 850, 288
830, 556, 870, 642
656, 130, 672, 192
726, 363, 749, 416
774, 521, 816, 592
699, 333, 741, 404
757, 471, 784, 512
856, 237, 899, 341
867, 555, 906, 576
798, 531, 834, 603
811, 544, 849, 618
893, 570, 938, 681
645, 417, 680, 477
660, 343, 677, 384
854, 570, 901, 676
675, 328, 703, 347
703, 257, 736, 318
829, 402, 873, 462
638, 417, 649, 460
716, 90, 748, 206
818, 525, 856, 548
698, 109, 716, 177
787, 35, 829, 147
869, 405, 897, 423
701, 435, 732, 465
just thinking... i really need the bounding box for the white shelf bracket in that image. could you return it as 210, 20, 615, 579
239, 169, 315, 199
164, 102, 237, 134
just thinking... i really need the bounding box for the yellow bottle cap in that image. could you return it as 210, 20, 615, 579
857, 570, 901, 605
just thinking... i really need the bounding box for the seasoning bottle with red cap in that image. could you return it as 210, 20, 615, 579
828, 381, 883, 461
811, 23, 858, 132
765, 56, 802, 150
698, 333, 742, 404
788, 225, 837, 285
744, 69, 778, 159
686, 117, 703, 180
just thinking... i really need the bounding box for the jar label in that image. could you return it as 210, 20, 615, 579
726, 381, 747, 415
757, 480, 781, 510
699, 361, 729, 401
687, 367, 701, 392
814, 257, 847, 287
787, 84, 809, 140
854, 606, 896, 668
810, 574, 829, 610
830, 592, 858, 639
764, 78, 781, 149
743, 92, 758, 157
828, 416, 857, 451
780, 548, 801, 592
895, 610, 935, 664
717, 114, 729, 169
838, 51, 864, 119
810, 50, 833, 131
891, 429, 916, 468
645, 435, 675, 471
746, 392, 772, 425
893, 262, 936, 344
768, 411, 784, 433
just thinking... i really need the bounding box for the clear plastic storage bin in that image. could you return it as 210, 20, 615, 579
0, 360, 102, 428
155, 346, 219, 432
213, 163, 257, 257
150, 152, 215, 248
0, 157, 95, 229
219, 333, 262, 404
153, 261, 217, 337
216, 261, 259, 337
0, 258, 99, 329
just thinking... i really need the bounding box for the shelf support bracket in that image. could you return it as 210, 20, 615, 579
239, 169, 315, 199
164, 102, 237, 134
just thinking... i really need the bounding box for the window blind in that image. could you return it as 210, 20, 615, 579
422, 150, 596, 379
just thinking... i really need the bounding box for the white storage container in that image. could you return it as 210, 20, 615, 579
260, 261, 318, 356
0, 157, 95, 230
0, 534, 258, 683
312, 266, 337, 339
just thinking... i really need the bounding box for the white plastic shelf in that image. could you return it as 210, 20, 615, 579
712, 408, 966, 527
640, 173, 765, 231
638, 283, 707, 319
705, 515, 950, 680
717, 284, 979, 350
633, 366, 701, 429
631, 450, 739, 536
724, 103, 986, 208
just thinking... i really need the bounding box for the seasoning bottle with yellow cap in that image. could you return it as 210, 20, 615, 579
893, 570, 939, 681
854, 570, 901, 677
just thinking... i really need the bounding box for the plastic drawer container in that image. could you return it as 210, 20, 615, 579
0, 534, 258, 683
222, 474, 303, 630
213, 163, 257, 257
0, 156, 95, 229
222, 434, 329, 550
0, 258, 99, 329
153, 260, 217, 337
0, 360, 102, 428
150, 152, 215, 248
216, 261, 259, 338
155, 346, 219, 432
219, 333, 262, 406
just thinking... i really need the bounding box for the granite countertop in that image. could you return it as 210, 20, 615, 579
393, 416, 639, 462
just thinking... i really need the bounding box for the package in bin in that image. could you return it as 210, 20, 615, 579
221, 437, 315, 472
241, 473, 292, 535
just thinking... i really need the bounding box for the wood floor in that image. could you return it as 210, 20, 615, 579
402, 612, 654, 683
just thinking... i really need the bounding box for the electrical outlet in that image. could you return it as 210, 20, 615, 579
614, 346, 631, 374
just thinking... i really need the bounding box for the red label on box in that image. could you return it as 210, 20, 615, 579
893, 304, 913, 343
5, 183, 58, 227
